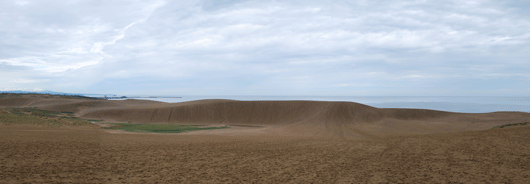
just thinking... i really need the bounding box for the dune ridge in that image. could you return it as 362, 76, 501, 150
2, 95, 530, 138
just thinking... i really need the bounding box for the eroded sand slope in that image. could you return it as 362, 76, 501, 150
2, 95, 530, 139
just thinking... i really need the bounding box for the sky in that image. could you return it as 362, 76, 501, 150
1, 0, 529, 96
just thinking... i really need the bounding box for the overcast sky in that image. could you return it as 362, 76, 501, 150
1, 0, 529, 96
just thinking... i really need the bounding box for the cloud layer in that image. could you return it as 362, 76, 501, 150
1, 0, 529, 95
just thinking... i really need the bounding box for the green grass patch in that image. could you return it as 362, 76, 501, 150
101, 123, 229, 133
0, 107, 92, 127
491, 122, 530, 129
15, 107, 60, 117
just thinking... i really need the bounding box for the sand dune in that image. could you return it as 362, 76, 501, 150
3, 95, 530, 183
81, 100, 530, 138
2, 95, 530, 139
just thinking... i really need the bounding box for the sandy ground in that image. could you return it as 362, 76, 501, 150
2, 124, 530, 183
2, 95, 530, 183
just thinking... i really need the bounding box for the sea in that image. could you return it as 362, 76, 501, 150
110, 96, 530, 114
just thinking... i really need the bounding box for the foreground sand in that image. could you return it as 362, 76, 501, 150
2, 124, 530, 183
2, 95, 530, 183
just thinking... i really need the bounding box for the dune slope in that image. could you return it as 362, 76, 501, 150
81, 100, 530, 138
2, 95, 530, 138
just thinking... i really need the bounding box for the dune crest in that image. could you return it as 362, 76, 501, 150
2, 95, 530, 138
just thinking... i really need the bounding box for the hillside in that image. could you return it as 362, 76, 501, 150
2, 94, 530, 138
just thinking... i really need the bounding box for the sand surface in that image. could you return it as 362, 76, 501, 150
2, 95, 530, 183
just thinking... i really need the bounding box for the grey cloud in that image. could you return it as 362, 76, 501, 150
200, 0, 250, 11
2, 0, 530, 95
0, 62, 31, 72
0, 0, 160, 61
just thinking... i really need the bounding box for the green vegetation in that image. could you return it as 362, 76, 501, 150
101, 123, 229, 133
491, 122, 530, 129
0, 107, 92, 127
10, 107, 60, 117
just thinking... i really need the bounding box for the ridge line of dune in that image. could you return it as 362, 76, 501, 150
3, 96, 530, 138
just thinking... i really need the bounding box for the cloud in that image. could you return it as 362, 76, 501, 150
1, 0, 530, 95
8, 78, 50, 84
